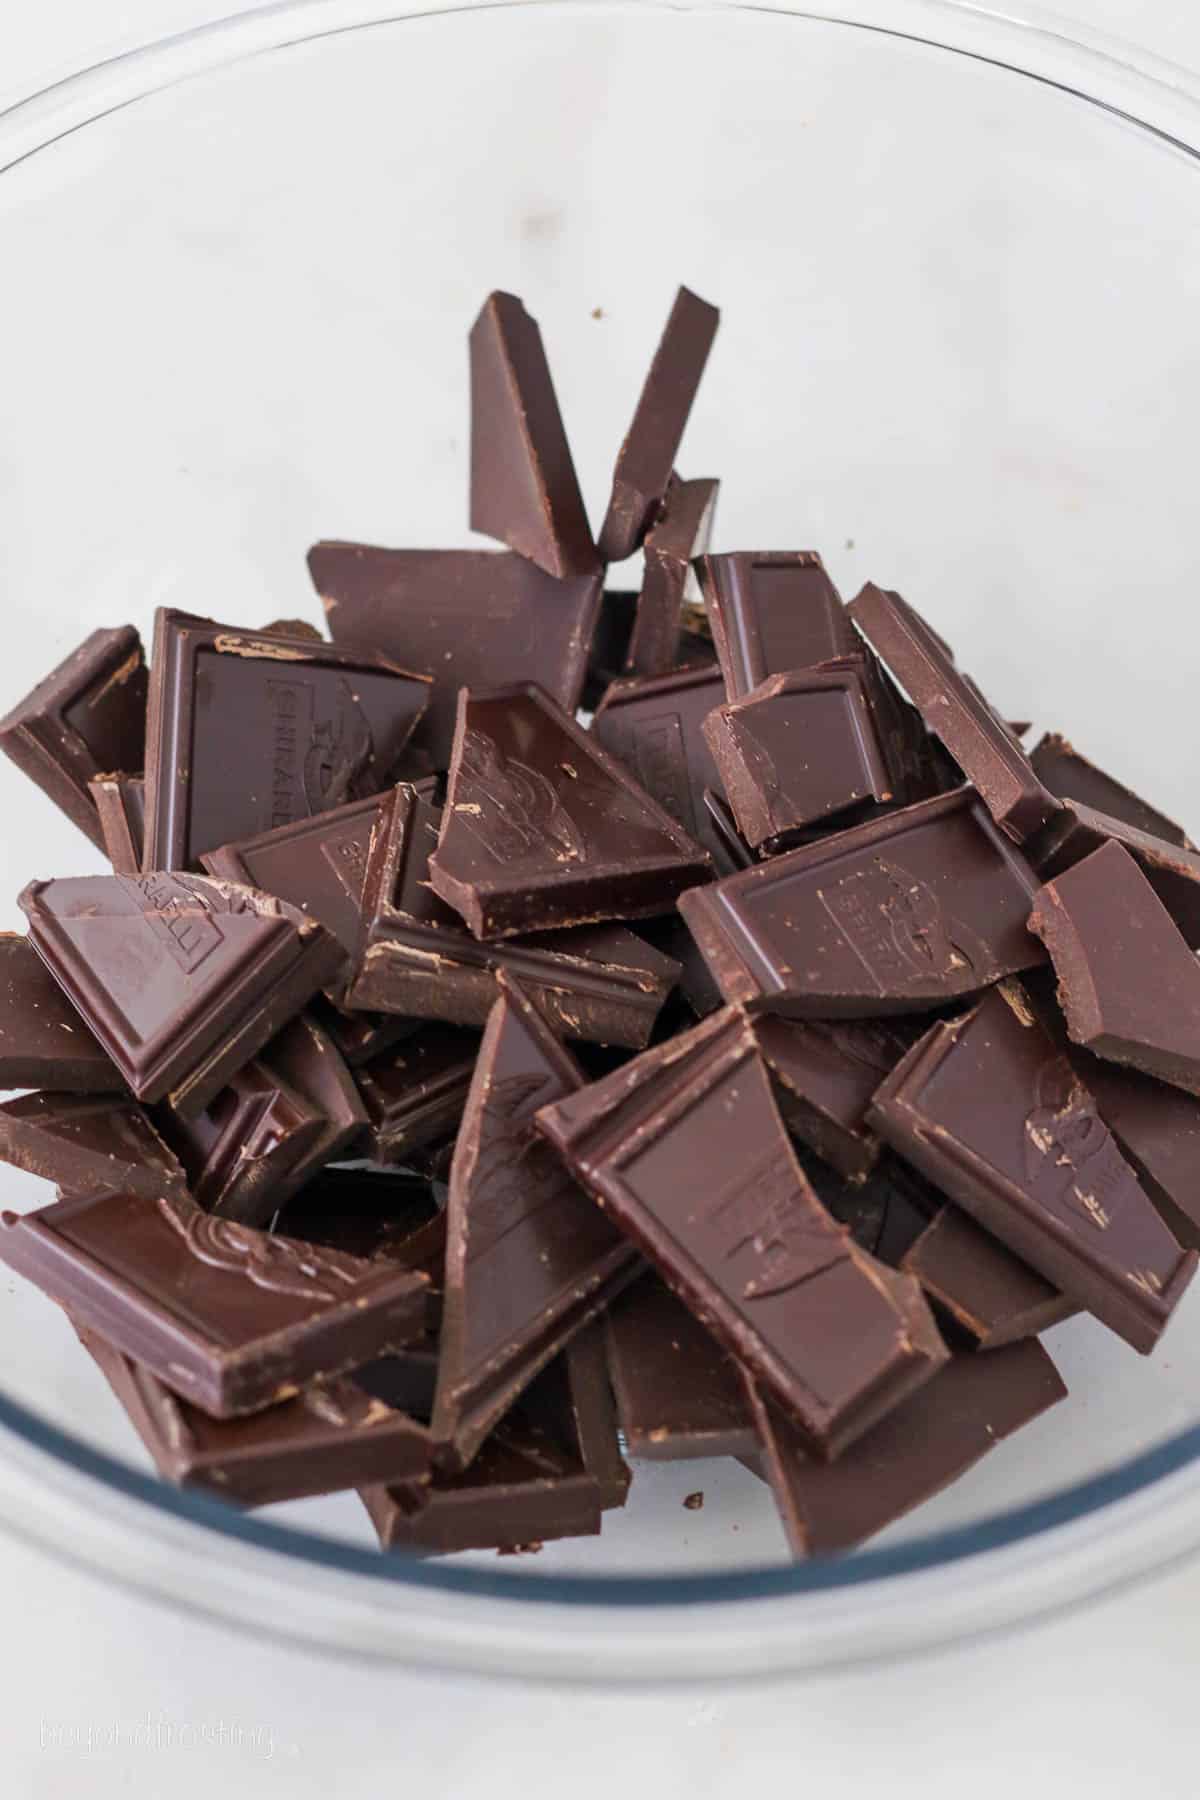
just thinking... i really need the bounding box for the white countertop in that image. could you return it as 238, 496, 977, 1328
1, 4, 1199, 1793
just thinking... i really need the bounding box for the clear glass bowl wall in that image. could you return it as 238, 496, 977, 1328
0, 0, 1199, 1681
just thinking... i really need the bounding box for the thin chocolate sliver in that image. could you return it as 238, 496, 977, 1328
0, 1092, 187, 1204
1029, 840, 1200, 1096
696, 552, 855, 701
469, 292, 598, 580
430, 683, 711, 940
623, 476, 719, 677
78, 1325, 432, 1508
89, 774, 146, 875
310, 544, 602, 767
598, 285, 719, 562
677, 787, 1045, 1018
536, 1007, 948, 1459
868, 983, 1196, 1352
902, 1206, 1077, 1348
432, 975, 637, 1470
0, 1191, 429, 1417
1030, 732, 1193, 850
743, 1340, 1066, 1557
603, 1275, 757, 1461
0, 626, 148, 852
19, 873, 344, 1117
0, 934, 122, 1092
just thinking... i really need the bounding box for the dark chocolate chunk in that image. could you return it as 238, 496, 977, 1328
0, 1190, 428, 1416
598, 286, 719, 562
432, 976, 637, 1469
591, 664, 731, 864
847, 585, 1058, 841
1031, 799, 1200, 949
743, 1340, 1066, 1556
702, 662, 897, 847
753, 1017, 916, 1181
535, 1007, 948, 1458
603, 1275, 757, 1460
354, 1025, 481, 1164
469, 292, 598, 579
0, 626, 148, 852
309, 544, 602, 766
89, 774, 146, 874
347, 784, 680, 1047
696, 552, 856, 701
623, 476, 719, 676
78, 1324, 431, 1508
868, 982, 1196, 1351
1030, 732, 1193, 849
677, 787, 1045, 1018
902, 1206, 1077, 1348
430, 684, 711, 939
582, 590, 638, 709
306, 993, 421, 1069
143, 609, 430, 871
20, 873, 344, 1118
1029, 840, 1200, 1096
157, 1059, 326, 1225
0, 1092, 187, 1203
272, 1165, 442, 1262
1059, 1047, 1200, 1248
0, 934, 122, 1092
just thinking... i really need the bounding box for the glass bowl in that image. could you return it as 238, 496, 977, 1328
2, 0, 1200, 1683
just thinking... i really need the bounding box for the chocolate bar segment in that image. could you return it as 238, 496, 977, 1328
1029, 840, 1200, 1096
348, 785, 679, 1047
272, 1165, 442, 1262
433, 976, 636, 1469
623, 476, 719, 676
309, 544, 602, 766
0, 1191, 428, 1416
0, 1092, 187, 1203
89, 774, 146, 874
743, 1340, 1066, 1556
19, 873, 344, 1116
78, 1325, 431, 1508
598, 286, 719, 562
469, 292, 598, 579
354, 1025, 480, 1164
591, 664, 731, 865
536, 1007, 948, 1458
1032, 799, 1200, 948
0, 934, 122, 1091
603, 1276, 757, 1460
847, 584, 1058, 841
753, 1017, 916, 1180
143, 609, 430, 870
677, 787, 1045, 1018
1030, 732, 1192, 849
0, 626, 148, 851
902, 1205, 1077, 1347
430, 684, 711, 939
696, 552, 855, 701
868, 983, 1196, 1351
1061, 1047, 1200, 1248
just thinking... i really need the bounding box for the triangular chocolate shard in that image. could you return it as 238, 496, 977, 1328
431, 974, 637, 1469
468, 293, 598, 579
19, 873, 344, 1115
0, 1091, 188, 1202
430, 683, 712, 939
143, 608, 431, 870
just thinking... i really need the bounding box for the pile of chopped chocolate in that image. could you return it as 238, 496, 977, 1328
0, 287, 1196, 1560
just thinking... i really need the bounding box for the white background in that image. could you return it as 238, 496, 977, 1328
2, 3, 1200, 1795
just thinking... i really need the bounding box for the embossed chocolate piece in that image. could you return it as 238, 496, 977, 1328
1059, 1045, 1200, 1248
348, 784, 680, 1047
309, 544, 603, 766
0, 626, 148, 851
77, 1324, 432, 1507
753, 1017, 918, 1180
469, 292, 598, 579
677, 787, 1045, 1018
696, 552, 856, 701
353, 1024, 481, 1164
869, 983, 1197, 1351
603, 1275, 757, 1460
847, 584, 1059, 841
591, 664, 732, 865
0, 1191, 429, 1416
430, 684, 712, 939
89, 774, 146, 874
1030, 840, 1200, 1096
142, 609, 431, 871
598, 286, 719, 562
902, 1206, 1077, 1348
743, 1339, 1067, 1556
0, 934, 122, 1091
19, 874, 344, 1117
536, 1008, 948, 1458
1031, 798, 1200, 948
623, 476, 719, 675
703, 662, 898, 847
0, 1092, 187, 1203
433, 976, 637, 1469
1030, 732, 1193, 849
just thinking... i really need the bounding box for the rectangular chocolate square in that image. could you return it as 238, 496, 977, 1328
603, 1276, 757, 1461
696, 552, 855, 700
